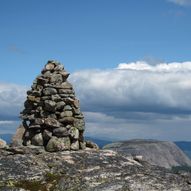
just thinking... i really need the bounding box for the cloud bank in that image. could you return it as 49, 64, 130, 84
70, 61, 191, 140
71, 61, 191, 116
0, 83, 26, 120
1, 61, 191, 140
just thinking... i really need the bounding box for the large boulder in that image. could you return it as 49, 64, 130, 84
0, 138, 7, 148
11, 124, 25, 146
103, 139, 191, 169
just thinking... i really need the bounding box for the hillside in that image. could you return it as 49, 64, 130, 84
103, 139, 191, 169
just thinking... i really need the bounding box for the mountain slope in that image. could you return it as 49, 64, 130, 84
103, 139, 191, 169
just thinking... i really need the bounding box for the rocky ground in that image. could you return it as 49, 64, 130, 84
0, 146, 191, 191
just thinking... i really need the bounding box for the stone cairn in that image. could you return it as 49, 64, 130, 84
20, 60, 86, 152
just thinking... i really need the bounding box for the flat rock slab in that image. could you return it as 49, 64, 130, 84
0, 147, 191, 191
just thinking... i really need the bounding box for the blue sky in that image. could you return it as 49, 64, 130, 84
1, 0, 191, 141
1, 0, 191, 84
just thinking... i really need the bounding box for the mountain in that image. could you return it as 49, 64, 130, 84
175, 141, 191, 159
103, 139, 191, 169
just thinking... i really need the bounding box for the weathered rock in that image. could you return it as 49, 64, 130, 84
50, 73, 63, 83
44, 100, 56, 112
53, 127, 68, 137
59, 117, 74, 123
31, 133, 43, 146
43, 87, 57, 96
71, 140, 79, 150
44, 118, 61, 128
45, 62, 55, 71
0, 138, 7, 148
86, 140, 99, 149
11, 125, 25, 147
103, 139, 191, 169
69, 127, 79, 139
61, 81, 72, 89
0, 148, 191, 191
42, 129, 52, 143
60, 110, 73, 118
55, 101, 66, 110
46, 136, 71, 152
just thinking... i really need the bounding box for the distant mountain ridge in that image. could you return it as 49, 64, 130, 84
103, 139, 191, 169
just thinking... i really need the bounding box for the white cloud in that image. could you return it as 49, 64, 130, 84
0, 121, 15, 125
167, 0, 191, 6
1, 61, 191, 141
71, 61, 191, 115
83, 111, 191, 141
70, 61, 191, 141
0, 83, 26, 120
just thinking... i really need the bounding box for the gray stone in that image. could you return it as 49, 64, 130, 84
31, 133, 43, 146
58, 89, 74, 94
80, 141, 86, 150
51, 94, 61, 102
86, 140, 99, 149
35, 118, 44, 125
27, 95, 40, 103
59, 70, 70, 80
45, 63, 55, 71
55, 101, 65, 110
60, 111, 73, 118
37, 77, 49, 85
54, 64, 64, 71
59, 117, 74, 124
61, 81, 72, 89
43, 88, 57, 95
73, 99, 79, 108
11, 124, 25, 147
44, 100, 56, 112
64, 105, 72, 111
29, 124, 41, 129
41, 96, 51, 101
71, 140, 79, 150
42, 130, 52, 143
46, 136, 70, 152
43, 70, 51, 77
0, 138, 7, 148
50, 74, 63, 83
69, 127, 79, 139
53, 127, 68, 137
74, 119, 85, 131
44, 118, 61, 128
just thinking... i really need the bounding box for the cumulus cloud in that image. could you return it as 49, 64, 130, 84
1, 61, 191, 140
167, 0, 191, 6
70, 61, 191, 141
0, 83, 26, 120
71, 61, 191, 116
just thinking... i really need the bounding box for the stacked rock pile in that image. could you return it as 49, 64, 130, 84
20, 60, 86, 151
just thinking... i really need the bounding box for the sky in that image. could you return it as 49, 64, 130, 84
0, 0, 191, 141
